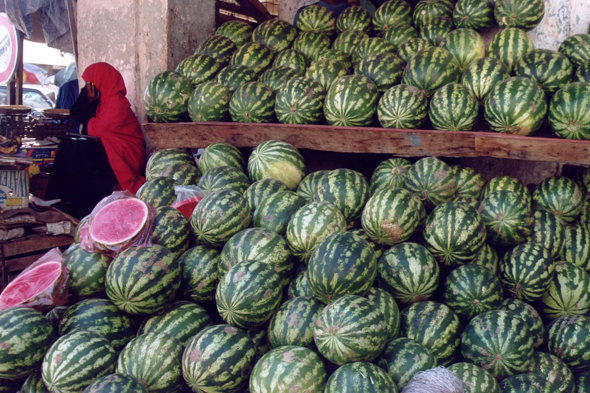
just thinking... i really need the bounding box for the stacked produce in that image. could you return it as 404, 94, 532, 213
144, 0, 590, 139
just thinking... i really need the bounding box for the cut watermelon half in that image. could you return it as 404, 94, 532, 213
172, 196, 203, 219
90, 198, 150, 247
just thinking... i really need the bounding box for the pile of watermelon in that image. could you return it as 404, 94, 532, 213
144, 0, 590, 139
5, 138, 590, 392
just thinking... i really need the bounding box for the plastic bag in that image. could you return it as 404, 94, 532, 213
78, 191, 157, 257
0, 248, 69, 312
171, 185, 205, 219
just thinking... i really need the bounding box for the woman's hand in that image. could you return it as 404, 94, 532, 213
86, 82, 101, 103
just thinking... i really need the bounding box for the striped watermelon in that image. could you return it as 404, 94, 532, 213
549, 82, 590, 140
45, 306, 67, 333
275, 76, 326, 124
0, 308, 54, 380
402, 47, 461, 97
352, 225, 393, 258
273, 49, 308, 75
106, 245, 181, 315
190, 189, 251, 248
152, 206, 191, 258
199, 142, 245, 175
499, 374, 552, 392
405, 157, 457, 209
383, 23, 418, 50
288, 271, 313, 299
370, 158, 411, 195
197, 166, 251, 194
229, 81, 275, 123
248, 328, 270, 361
419, 17, 453, 46
268, 296, 324, 348
480, 176, 531, 205
286, 202, 347, 263
183, 324, 256, 392
528, 351, 574, 393
188, 81, 230, 122
577, 371, 590, 393
429, 83, 479, 131
401, 301, 462, 365
562, 222, 590, 271
314, 295, 387, 365
351, 37, 396, 66
147, 150, 195, 180
117, 333, 183, 393
62, 244, 110, 299
397, 38, 431, 63
42, 331, 117, 392
197, 36, 237, 66
250, 346, 327, 393
244, 178, 289, 213
314, 168, 369, 222
326, 362, 396, 393
59, 298, 136, 351
461, 58, 510, 103
230, 42, 274, 74
179, 246, 220, 304
306, 59, 349, 90
22, 372, 47, 393
495, 0, 545, 30
575, 63, 590, 83
307, 232, 377, 303
454, 196, 479, 209
73, 215, 88, 243
533, 176, 583, 223
448, 363, 500, 393
378, 84, 429, 129
297, 170, 329, 202
488, 27, 534, 73
378, 242, 440, 305
461, 309, 534, 379
336, 6, 373, 34
216, 260, 282, 328
453, 0, 494, 31
514, 49, 573, 94
332, 30, 369, 57
442, 28, 486, 70
501, 298, 545, 349
373, 0, 412, 33
324, 75, 379, 126
248, 140, 306, 190
527, 210, 565, 258
137, 176, 177, 208
547, 315, 590, 371
367, 287, 400, 339
259, 66, 300, 93
176, 54, 219, 86
479, 190, 533, 246
316, 49, 352, 71
296, 4, 337, 35
143, 71, 192, 122
83, 374, 147, 393
354, 53, 405, 93
216, 64, 257, 92
253, 191, 307, 235
443, 264, 503, 319
541, 261, 590, 319
292, 31, 331, 62
500, 242, 555, 302
361, 188, 425, 246
413, 0, 454, 29
219, 227, 293, 285
157, 162, 201, 185
252, 19, 298, 53
454, 166, 485, 200
378, 337, 436, 389
215, 20, 253, 47
559, 34, 590, 68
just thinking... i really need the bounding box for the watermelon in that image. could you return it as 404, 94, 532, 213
292, 31, 331, 62
229, 81, 275, 123
157, 162, 201, 185
59, 298, 136, 351
324, 75, 379, 126
419, 17, 453, 46
361, 188, 425, 246
179, 246, 220, 304
528, 351, 574, 393
413, 0, 454, 29
333, 30, 369, 59
479, 190, 533, 247
117, 333, 183, 393
316, 49, 352, 71
382, 23, 418, 50
397, 38, 431, 63
0, 308, 54, 380
297, 170, 329, 202
442, 28, 486, 70
480, 176, 531, 206
314, 169, 369, 222
378, 337, 436, 389
252, 191, 307, 235
83, 374, 147, 393
286, 202, 347, 263
252, 19, 298, 53
499, 374, 552, 392
559, 34, 590, 68
351, 37, 396, 66
367, 287, 400, 339
461, 57, 510, 104
248, 328, 270, 361
62, 244, 110, 299
137, 301, 211, 345
402, 47, 461, 97
197, 166, 251, 194
275, 76, 326, 124
248, 140, 306, 190
533, 176, 583, 223
306, 59, 349, 90
216, 64, 258, 92
136, 177, 177, 208
541, 261, 590, 319
514, 49, 573, 94
547, 315, 590, 371
454, 166, 485, 200
187, 81, 230, 122
488, 27, 534, 73
326, 362, 397, 393
272, 49, 308, 74
268, 296, 324, 348
215, 20, 253, 47
250, 346, 327, 393
405, 157, 457, 209
461, 309, 534, 379
176, 54, 220, 85
370, 158, 411, 195
314, 295, 387, 365
42, 331, 117, 392
377, 84, 429, 129
527, 209, 565, 258
197, 36, 237, 66
349, 224, 385, 258
199, 142, 245, 175
501, 298, 545, 348
171, 195, 201, 219
378, 242, 440, 305
230, 42, 274, 74
429, 83, 479, 131
296, 4, 337, 35
244, 178, 289, 213
190, 189, 251, 248
288, 271, 313, 299
22, 371, 47, 393
259, 66, 300, 93
495, 0, 545, 30
151, 206, 191, 257
105, 245, 180, 315
549, 81, 590, 140
216, 260, 282, 328
562, 222, 590, 271
373, 0, 412, 33
454, 196, 480, 210
401, 301, 462, 365
219, 227, 293, 285
45, 306, 67, 333
453, 0, 494, 31
576, 63, 590, 83
146, 149, 195, 180
336, 6, 373, 33
448, 363, 500, 393
576, 371, 590, 393
73, 215, 88, 243
354, 53, 404, 93
143, 71, 192, 122
183, 324, 256, 392
500, 242, 555, 302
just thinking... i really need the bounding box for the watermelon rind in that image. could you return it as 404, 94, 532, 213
188, 81, 231, 122
229, 81, 276, 123
428, 83, 479, 131
495, 0, 545, 31
501, 298, 545, 349
215, 20, 253, 47
244, 178, 289, 213
179, 246, 220, 304
541, 261, 590, 320
461, 57, 510, 103
83, 374, 147, 393
549, 82, 590, 140
252, 191, 307, 236
378, 337, 436, 389
370, 158, 412, 195
275, 77, 326, 125
479, 190, 533, 247
62, 244, 110, 299
382, 23, 418, 50
487, 27, 534, 73
333, 30, 369, 57
514, 49, 573, 95
378, 84, 429, 129
268, 296, 324, 349
527, 351, 574, 393
136, 177, 177, 208
325, 362, 397, 393
404, 156, 457, 210
419, 17, 453, 47
143, 71, 192, 123
559, 34, 590, 68
453, 0, 494, 31
367, 287, 400, 340
89, 198, 149, 247
324, 75, 379, 127
547, 315, 590, 372
441, 28, 486, 70
448, 362, 500, 393
248, 140, 306, 191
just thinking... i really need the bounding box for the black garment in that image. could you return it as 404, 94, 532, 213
70, 87, 99, 135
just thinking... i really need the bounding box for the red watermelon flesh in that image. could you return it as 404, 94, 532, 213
90, 198, 150, 246
172, 196, 203, 218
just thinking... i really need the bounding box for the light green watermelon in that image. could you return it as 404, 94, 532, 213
248, 140, 306, 190
442, 28, 487, 70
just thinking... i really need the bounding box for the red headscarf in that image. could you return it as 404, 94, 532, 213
82, 63, 146, 194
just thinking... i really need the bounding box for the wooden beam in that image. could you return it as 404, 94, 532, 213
234, 0, 272, 22
2, 235, 74, 258
220, 1, 244, 14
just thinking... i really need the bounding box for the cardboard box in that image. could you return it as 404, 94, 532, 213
0, 170, 29, 210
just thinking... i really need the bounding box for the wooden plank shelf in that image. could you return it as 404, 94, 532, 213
143, 122, 590, 166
